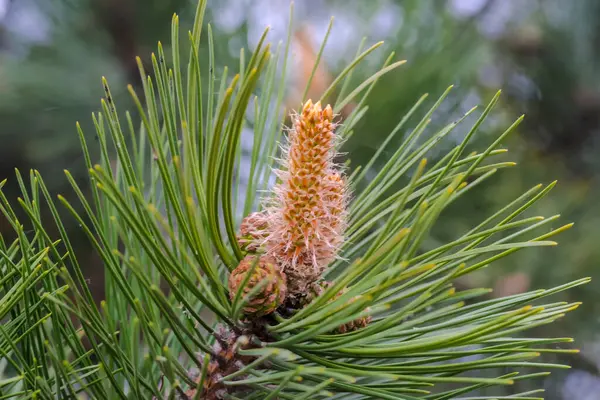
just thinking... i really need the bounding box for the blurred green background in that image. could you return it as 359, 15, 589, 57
1, 0, 599, 398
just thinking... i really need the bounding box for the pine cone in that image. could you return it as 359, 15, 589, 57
293, 281, 371, 333
237, 211, 268, 253
331, 287, 372, 334
228, 255, 287, 318
336, 311, 372, 334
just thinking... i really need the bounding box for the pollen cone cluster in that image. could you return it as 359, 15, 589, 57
229, 99, 348, 319
265, 99, 347, 296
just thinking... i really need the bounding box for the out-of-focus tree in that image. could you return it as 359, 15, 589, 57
440, 1, 600, 397
483, 0, 600, 339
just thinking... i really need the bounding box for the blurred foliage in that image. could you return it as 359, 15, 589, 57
472, 2, 600, 394
476, 0, 600, 340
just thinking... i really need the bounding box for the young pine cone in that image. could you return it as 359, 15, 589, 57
228, 255, 287, 318
296, 281, 371, 333
336, 311, 371, 334
330, 286, 372, 334
237, 211, 268, 254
